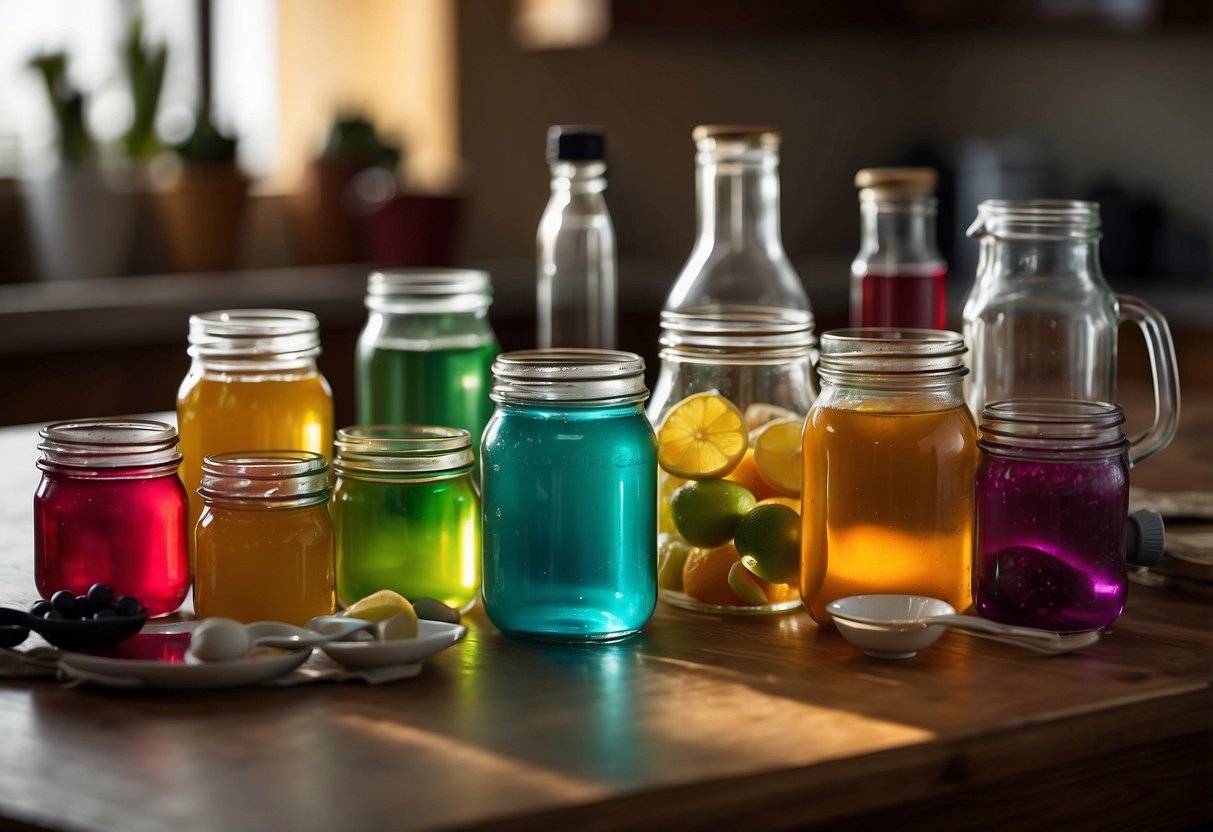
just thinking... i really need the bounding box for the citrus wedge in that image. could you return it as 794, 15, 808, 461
344, 589, 413, 622
657, 392, 748, 480
753, 417, 804, 496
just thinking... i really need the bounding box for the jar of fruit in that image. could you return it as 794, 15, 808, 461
647, 307, 817, 614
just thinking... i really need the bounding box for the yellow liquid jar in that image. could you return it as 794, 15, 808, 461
177, 310, 334, 561
195, 451, 335, 624
801, 329, 977, 623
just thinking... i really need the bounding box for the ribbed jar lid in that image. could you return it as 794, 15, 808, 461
365, 269, 492, 314
188, 309, 320, 359
198, 451, 331, 508
334, 425, 474, 478
38, 419, 180, 470
491, 349, 648, 405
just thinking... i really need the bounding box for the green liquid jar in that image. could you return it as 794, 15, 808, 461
332, 425, 481, 612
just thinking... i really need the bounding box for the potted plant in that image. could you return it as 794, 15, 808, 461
151, 109, 248, 273
292, 113, 401, 264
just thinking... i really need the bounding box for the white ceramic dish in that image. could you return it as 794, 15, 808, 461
828, 595, 955, 659
59, 640, 311, 690
320, 619, 467, 670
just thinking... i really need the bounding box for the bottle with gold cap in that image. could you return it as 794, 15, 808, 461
850, 167, 947, 329
664, 125, 809, 314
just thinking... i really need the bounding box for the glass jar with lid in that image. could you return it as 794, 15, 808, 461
480, 349, 657, 643
333, 425, 480, 613
356, 268, 500, 448
195, 451, 335, 625
664, 125, 810, 314
177, 309, 334, 559
648, 307, 816, 615
34, 419, 190, 617
802, 329, 977, 623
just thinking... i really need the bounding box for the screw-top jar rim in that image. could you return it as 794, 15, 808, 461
817, 328, 967, 386
365, 269, 492, 314
660, 305, 815, 363
188, 309, 321, 361
967, 199, 1101, 242
38, 419, 181, 473
979, 399, 1128, 458
692, 124, 781, 164
855, 167, 938, 202
492, 349, 648, 405
198, 450, 331, 508
335, 425, 474, 478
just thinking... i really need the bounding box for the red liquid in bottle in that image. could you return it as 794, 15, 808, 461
855, 267, 948, 329
34, 472, 190, 617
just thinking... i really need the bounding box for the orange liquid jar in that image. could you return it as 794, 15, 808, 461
195, 451, 335, 624
177, 310, 334, 560
801, 329, 977, 623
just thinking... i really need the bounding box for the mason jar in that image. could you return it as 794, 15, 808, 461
177, 309, 334, 560
195, 451, 335, 625
803, 329, 977, 623
648, 307, 816, 615
356, 269, 500, 449
34, 419, 189, 617
975, 399, 1151, 632
481, 349, 657, 642
333, 425, 480, 613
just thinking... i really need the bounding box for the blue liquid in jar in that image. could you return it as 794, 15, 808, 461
480, 402, 657, 642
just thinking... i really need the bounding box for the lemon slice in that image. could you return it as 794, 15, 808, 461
375, 608, 420, 641
744, 403, 801, 434
753, 417, 804, 497
657, 392, 748, 480
344, 589, 413, 622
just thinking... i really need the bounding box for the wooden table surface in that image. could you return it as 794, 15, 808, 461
0, 389, 1210, 832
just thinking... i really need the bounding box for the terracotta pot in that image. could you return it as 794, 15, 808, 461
291, 158, 364, 265
364, 192, 463, 268
153, 164, 249, 273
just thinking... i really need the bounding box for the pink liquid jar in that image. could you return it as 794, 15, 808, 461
34, 419, 190, 617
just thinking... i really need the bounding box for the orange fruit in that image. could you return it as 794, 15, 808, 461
657, 392, 748, 480
725, 449, 781, 502
753, 418, 804, 497
681, 542, 787, 607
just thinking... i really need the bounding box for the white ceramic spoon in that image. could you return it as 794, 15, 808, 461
826, 595, 1101, 660
189, 617, 377, 662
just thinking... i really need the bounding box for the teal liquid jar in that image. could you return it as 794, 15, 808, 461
356, 269, 500, 448
333, 426, 480, 612
481, 350, 658, 642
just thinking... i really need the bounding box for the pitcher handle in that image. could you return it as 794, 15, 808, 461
1117, 294, 1180, 467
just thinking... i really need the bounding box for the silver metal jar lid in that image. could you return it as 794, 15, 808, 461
491, 349, 648, 405
334, 425, 474, 478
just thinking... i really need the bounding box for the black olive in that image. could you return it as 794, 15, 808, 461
86, 584, 115, 609
30, 599, 53, 617
50, 590, 76, 614
114, 595, 142, 617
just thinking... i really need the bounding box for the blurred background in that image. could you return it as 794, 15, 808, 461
0, 0, 1209, 426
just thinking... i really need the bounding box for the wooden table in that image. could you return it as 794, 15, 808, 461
0, 391, 1209, 831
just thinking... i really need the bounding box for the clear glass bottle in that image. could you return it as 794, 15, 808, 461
648, 307, 816, 615
34, 419, 189, 617
537, 125, 616, 349
975, 399, 1143, 633
195, 451, 335, 625
850, 167, 947, 329
962, 199, 1180, 463
333, 425, 480, 613
177, 309, 334, 561
664, 125, 809, 314
356, 269, 499, 448
802, 329, 978, 624
480, 349, 657, 643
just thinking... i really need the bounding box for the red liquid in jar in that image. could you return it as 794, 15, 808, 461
855, 267, 947, 329
34, 473, 190, 617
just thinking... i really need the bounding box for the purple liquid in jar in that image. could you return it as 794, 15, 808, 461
974, 454, 1128, 632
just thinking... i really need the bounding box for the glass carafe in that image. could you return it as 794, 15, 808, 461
664, 125, 809, 314
962, 199, 1179, 463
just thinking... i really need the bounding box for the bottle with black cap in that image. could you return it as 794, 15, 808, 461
536, 125, 617, 349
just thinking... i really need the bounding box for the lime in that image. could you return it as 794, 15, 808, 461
657, 533, 692, 591
734, 503, 801, 584
670, 479, 756, 548
657, 392, 748, 480
344, 589, 413, 622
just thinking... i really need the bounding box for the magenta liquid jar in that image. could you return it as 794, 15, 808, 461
34, 419, 190, 617
974, 400, 1142, 633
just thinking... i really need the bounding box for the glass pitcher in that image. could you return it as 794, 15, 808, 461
962, 199, 1179, 464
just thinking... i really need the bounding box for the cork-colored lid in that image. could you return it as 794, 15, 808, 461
692, 124, 782, 147
854, 167, 938, 196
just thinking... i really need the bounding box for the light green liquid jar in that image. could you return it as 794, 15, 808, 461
332, 425, 480, 612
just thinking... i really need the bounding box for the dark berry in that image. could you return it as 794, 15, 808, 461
50, 590, 76, 614
75, 595, 92, 617
86, 584, 115, 609
30, 600, 53, 617
114, 595, 142, 617
92, 609, 117, 620
43, 610, 63, 620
